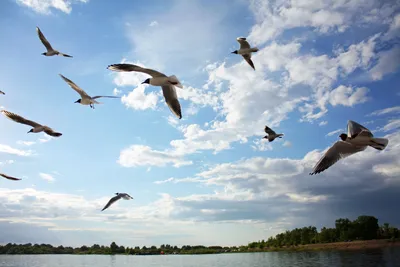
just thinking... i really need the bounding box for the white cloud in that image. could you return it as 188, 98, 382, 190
326, 128, 343, 137
369, 106, 400, 116
0, 160, 15, 166
319, 121, 328, 126
118, 145, 192, 168
382, 119, 400, 132
39, 173, 55, 183
113, 88, 122, 96
282, 141, 292, 147
0, 144, 33, 156
328, 85, 369, 107
38, 134, 53, 143
15, 0, 88, 14
121, 85, 159, 111
17, 140, 36, 146
370, 46, 400, 80
149, 21, 158, 27
251, 139, 273, 152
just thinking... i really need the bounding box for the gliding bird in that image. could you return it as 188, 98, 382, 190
263, 125, 284, 142
36, 27, 73, 58
310, 120, 389, 175
107, 63, 183, 119
1, 173, 22, 181
59, 74, 120, 109
101, 193, 133, 211
231, 37, 259, 70
1, 110, 62, 137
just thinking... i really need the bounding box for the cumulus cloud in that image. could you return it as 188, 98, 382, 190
39, 173, 55, 183
319, 121, 328, 126
15, 0, 88, 14
0, 144, 33, 156
370, 46, 400, 80
118, 145, 192, 168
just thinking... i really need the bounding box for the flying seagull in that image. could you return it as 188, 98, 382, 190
0, 90, 4, 95
101, 193, 133, 211
231, 37, 259, 70
36, 27, 72, 58
59, 74, 120, 109
1, 110, 62, 137
107, 63, 183, 119
310, 120, 389, 175
263, 126, 284, 142
0, 173, 21, 181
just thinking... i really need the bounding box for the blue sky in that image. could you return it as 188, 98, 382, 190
0, 0, 399, 247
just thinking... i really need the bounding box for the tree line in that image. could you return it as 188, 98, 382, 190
0, 215, 398, 255
248, 215, 399, 249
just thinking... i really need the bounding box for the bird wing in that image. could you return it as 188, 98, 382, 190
101, 195, 121, 211
59, 53, 73, 58
0, 90, 5, 95
264, 126, 276, 135
162, 85, 182, 119
36, 27, 54, 52
242, 54, 255, 70
92, 95, 121, 100
107, 64, 167, 77
310, 141, 366, 175
59, 74, 91, 98
0, 173, 21, 181
347, 120, 372, 138
1, 110, 41, 128
236, 37, 250, 49
43, 127, 62, 137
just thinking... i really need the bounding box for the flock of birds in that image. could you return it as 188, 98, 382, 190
0, 27, 390, 211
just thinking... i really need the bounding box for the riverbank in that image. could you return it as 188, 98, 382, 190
247, 239, 400, 253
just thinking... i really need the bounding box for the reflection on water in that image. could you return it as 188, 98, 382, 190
0, 247, 399, 267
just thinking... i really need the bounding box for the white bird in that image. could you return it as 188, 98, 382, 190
0, 173, 21, 181
310, 120, 389, 175
36, 27, 72, 58
101, 193, 133, 211
231, 37, 259, 70
59, 74, 120, 109
263, 125, 284, 142
0, 90, 4, 95
1, 110, 62, 137
107, 63, 183, 119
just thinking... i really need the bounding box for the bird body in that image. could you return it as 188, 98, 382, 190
232, 37, 258, 70
59, 74, 119, 109
107, 63, 183, 119
101, 193, 133, 211
263, 125, 284, 142
1, 110, 62, 137
36, 27, 72, 58
0, 90, 4, 95
310, 120, 389, 175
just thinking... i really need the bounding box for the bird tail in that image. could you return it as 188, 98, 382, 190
169, 75, 183, 89
277, 134, 284, 138
251, 47, 259, 53
369, 137, 389, 151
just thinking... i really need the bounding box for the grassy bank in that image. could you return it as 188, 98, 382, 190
246, 239, 400, 253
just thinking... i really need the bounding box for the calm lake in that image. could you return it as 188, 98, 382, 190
1, 248, 400, 267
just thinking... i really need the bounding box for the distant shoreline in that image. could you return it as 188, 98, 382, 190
246, 239, 400, 253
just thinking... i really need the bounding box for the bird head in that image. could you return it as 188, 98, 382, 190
74, 99, 81, 104
115, 193, 119, 195
339, 133, 347, 141
141, 78, 150, 85
27, 129, 33, 134
231, 50, 238, 54
262, 135, 268, 139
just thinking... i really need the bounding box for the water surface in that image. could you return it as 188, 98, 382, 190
1, 247, 400, 267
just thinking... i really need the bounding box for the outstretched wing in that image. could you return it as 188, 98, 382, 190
59, 53, 73, 58
236, 37, 250, 49
0, 173, 21, 181
44, 127, 62, 137
242, 54, 255, 70
59, 74, 90, 98
0, 90, 5, 95
264, 126, 276, 135
92, 96, 121, 100
107, 63, 167, 78
162, 85, 182, 119
36, 27, 54, 51
1, 110, 41, 128
347, 120, 372, 138
101, 195, 121, 211
309, 141, 366, 175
